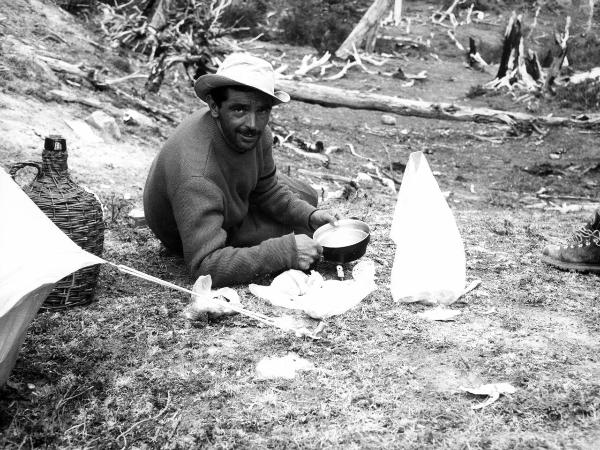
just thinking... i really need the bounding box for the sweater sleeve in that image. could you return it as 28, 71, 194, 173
250, 135, 316, 228
171, 176, 298, 287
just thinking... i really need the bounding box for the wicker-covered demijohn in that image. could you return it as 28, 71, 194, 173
10, 136, 105, 310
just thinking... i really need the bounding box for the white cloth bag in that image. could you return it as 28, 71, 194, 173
0, 169, 104, 385
390, 151, 465, 305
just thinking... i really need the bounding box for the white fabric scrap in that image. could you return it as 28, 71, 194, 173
185, 275, 241, 320
255, 353, 314, 380
460, 383, 516, 410
249, 259, 376, 320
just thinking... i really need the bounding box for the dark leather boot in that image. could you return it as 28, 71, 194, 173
541, 210, 600, 273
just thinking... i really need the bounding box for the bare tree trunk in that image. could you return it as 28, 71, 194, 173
275, 79, 600, 129
544, 17, 571, 93
335, 0, 393, 58
394, 0, 403, 25
586, 0, 595, 35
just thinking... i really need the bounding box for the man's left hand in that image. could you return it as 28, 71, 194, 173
309, 210, 339, 230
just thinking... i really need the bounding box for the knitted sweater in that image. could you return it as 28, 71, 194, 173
143, 109, 317, 287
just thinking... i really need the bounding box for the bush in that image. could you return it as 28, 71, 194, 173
568, 34, 600, 71
219, 0, 269, 36
555, 78, 600, 110
277, 0, 369, 54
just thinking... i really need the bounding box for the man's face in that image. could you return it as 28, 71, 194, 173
208, 88, 273, 153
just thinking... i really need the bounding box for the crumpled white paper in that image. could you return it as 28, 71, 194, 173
249, 259, 376, 319
390, 151, 466, 306
255, 353, 314, 380
185, 275, 241, 320
460, 382, 516, 410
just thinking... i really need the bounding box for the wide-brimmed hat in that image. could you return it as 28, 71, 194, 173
194, 53, 290, 105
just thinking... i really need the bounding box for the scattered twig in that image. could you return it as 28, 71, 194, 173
346, 143, 372, 161
117, 392, 171, 449
323, 61, 357, 81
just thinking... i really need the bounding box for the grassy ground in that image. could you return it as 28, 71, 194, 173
2, 0, 600, 449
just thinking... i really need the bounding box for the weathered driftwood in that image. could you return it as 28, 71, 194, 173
275, 79, 600, 129
335, 0, 393, 58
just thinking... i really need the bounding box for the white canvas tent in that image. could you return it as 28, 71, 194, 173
0, 168, 104, 385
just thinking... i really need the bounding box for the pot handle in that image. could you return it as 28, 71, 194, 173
9, 161, 42, 183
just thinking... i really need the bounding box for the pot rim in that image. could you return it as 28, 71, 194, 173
313, 218, 371, 249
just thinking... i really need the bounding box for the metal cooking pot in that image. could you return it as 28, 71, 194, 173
313, 219, 370, 264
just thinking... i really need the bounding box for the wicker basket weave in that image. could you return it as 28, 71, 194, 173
10, 136, 105, 310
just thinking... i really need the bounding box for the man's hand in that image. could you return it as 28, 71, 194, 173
295, 234, 323, 270
309, 209, 339, 230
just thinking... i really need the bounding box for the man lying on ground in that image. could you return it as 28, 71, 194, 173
143, 53, 338, 312
542, 210, 600, 273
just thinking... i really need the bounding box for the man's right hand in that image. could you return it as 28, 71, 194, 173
294, 234, 323, 270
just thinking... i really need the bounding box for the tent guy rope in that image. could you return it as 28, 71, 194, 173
107, 263, 322, 339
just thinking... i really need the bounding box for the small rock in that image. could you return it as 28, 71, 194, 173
64, 119, 103, 144
128, 207, 146, 227
122, 109, 156, 129
381, 114, 397, 125
355, 172, 374, 188
381, 178, 396, 194
85, 110, 121, 141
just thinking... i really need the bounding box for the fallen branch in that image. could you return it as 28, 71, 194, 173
298, 169, 353, 183
295, 52, 332, 77
282, 143, 330, 166
276, 79, 600, 129
323, 61, 357, 81
346, 143, 372, 160
447, 30, 465, 51
432, 0, 464, 26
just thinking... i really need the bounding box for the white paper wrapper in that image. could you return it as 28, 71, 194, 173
390, 151, 466, 305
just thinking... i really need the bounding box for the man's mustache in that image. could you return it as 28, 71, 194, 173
239, 128, 259, 137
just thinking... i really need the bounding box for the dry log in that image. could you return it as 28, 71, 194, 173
275, 79, 600, 130
336, 0, 393, 58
